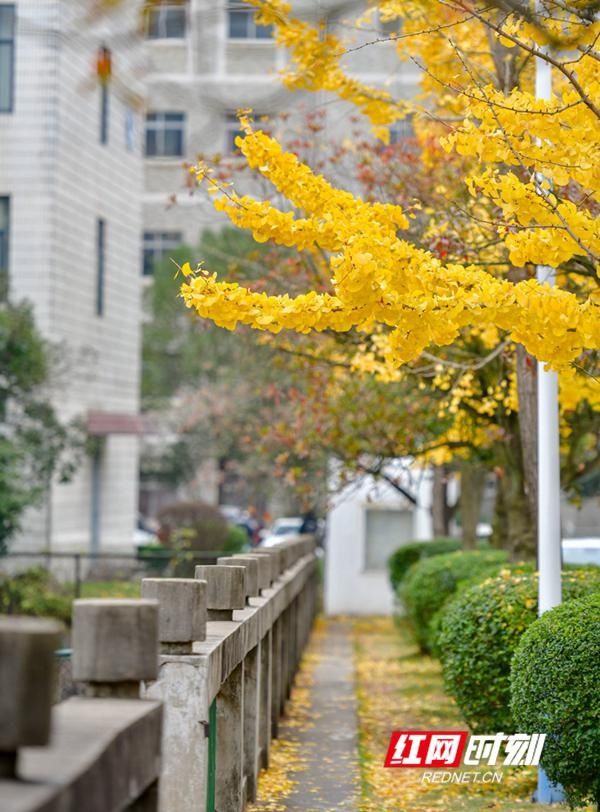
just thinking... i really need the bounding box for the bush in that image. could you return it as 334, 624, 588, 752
0, 567, 71, 625
511, 592, 600, 808
157, 501, 229, 551
388, 537, 460, 591
438, 567, 600, 735
224, 524, 248, 554
399, 549, 509, 653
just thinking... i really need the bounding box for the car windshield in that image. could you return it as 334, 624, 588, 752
275, 523, 300, 535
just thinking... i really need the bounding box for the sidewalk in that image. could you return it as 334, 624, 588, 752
251, 618, 360, 811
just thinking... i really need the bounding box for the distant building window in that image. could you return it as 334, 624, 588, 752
225, 112, 267, 152
0, 196, 9, 289
143, 231, 182, 276
227, 2, 273, 39
145, 112, 185, 157
147, 3, 186, 39
225, 113, 244, 153
364, 508, 413, 571
100, 85, 109, 144
125, 108, 137, 151
96, 219, 106, 316
389, 115, 415, 144
0, 5, 16, 113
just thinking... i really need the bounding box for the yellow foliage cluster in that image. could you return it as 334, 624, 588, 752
181, 0, 599, 442
182, 122, 599, 370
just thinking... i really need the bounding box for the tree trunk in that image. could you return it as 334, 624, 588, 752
515, 343, 538, 541
500, 464, 536, 559
492, 418, 536, 560
432, 465, 450, 537
458, 459, 485, 550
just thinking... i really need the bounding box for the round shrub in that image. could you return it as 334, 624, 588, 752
224, 524, 248, 554
388, 537, 460, 591
157, 501, 229, 551
438, 567, 600, 735
399, 549, 508, 653
511, 592, 600, 809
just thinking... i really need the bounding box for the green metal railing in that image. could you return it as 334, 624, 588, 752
206, 699, 217, 812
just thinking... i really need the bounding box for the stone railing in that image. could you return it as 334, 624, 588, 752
0, 535, 318, 812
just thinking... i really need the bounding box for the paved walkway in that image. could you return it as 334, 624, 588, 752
253, 618, 360, 811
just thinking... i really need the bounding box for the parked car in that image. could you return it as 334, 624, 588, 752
260, 517, 304, 547
562, 537, 600, 567
134, 514, 159, 547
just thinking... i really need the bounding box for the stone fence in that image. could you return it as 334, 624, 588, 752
0, 536, 319, 812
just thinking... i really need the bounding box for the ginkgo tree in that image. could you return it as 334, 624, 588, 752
176, 0, 598, 547
182, 0, 598, 363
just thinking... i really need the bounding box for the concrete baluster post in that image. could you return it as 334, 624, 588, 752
271, 616, 282, 739
72, 599, 159, 698
140, 578, 209, 812
233, 553, 271, 594
217, 556, 260, 599
0, 616, 63, 779
258, 628, 272, 769
279, 608, 289, 714
243, 644, 260, 802
285, 601, 295, 700
194, 565, 247, 621
141, 578, 207, 653
72, 599, 160, 811
216, 660, 245, 812
243, 551, 276, 589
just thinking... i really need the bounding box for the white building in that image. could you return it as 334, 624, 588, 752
1, 0, 146, 552
325, 464, 436, 615
141, 0, 420, 274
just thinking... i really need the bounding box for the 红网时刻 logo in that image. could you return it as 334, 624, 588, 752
384, 731, 546, 784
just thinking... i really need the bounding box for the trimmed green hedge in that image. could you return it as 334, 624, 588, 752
399, 549, 509, 653
438, 567, 600, 735
510, 592, 600, 809
0, 567, 71, 624
388, 537, 460, 591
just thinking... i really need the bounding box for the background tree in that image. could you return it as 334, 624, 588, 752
0, 301, 83, 552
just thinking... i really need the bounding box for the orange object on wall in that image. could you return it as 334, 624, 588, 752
96, 46, 112, 84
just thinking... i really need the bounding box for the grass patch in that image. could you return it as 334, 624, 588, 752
77, 580, 141, 599
352, 616, 591, 811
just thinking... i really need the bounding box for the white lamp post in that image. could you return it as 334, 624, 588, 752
535, 54, 562, 616
535, 36, 564, 806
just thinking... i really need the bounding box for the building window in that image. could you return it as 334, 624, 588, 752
389, 114, 415, 144
100, 85, 109, 144
125, 108, 137, 151
143, 231, 182, 276
227, 2, 273, 39
0, 196, 9, 294
0, 5, 16, 113
96, 219, 106, 316
145, 112, 185, 157
147, 2, 186, 39
225, 112, 268, 152
364, 508, 413, 571
225, 113, 245, 153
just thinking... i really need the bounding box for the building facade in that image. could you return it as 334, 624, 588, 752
1, 0, 145, 552
325, 465, 437, 616
141, 0, 421, 271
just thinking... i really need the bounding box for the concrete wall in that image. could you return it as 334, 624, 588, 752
325, 467, 434, 615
